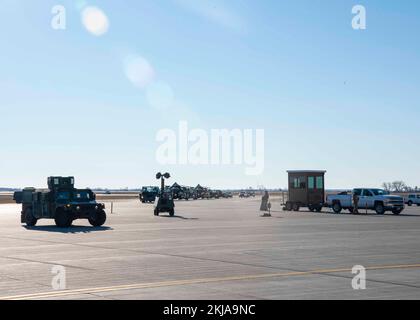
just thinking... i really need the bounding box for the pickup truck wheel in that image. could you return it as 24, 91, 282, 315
315, 206, 322, 212
375, 203, 385, 215
25, 208, 38, 227
417, 204, 420, 207
169, 209, 175, 217
154, 208, 159, 216
332, 203, 342, 214
308, 205, 315, 212
348, 207, 354, 214
407, 201, 413, 206
292, 203, 300, 212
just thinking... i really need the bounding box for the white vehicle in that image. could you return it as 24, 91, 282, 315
405, 194, 420, 206
326, 188, 404, 215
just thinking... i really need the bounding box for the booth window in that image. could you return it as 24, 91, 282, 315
316, 176, 323, 189
292, 177, 306, 189
308, 177, 315, 189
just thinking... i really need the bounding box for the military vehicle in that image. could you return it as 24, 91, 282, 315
182, 186, 192, 200
13, 177, 106, 228
195, 185, 208, 199
189, 187, 198, 200
213, 190, 223, 199
239, 191, 250, 198
139, 186, 159, 203
154, 172, 175, 216
172, 184, 193, 201
222, 191, 233, 198
170, 183, 184, 200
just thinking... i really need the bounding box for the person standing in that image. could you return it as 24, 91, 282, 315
260, 191, 269, 212
353, 191, 359, 214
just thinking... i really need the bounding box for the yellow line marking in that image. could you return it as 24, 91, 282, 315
2, 263, 420, 300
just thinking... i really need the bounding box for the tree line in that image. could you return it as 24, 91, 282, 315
382, 181, 419, 193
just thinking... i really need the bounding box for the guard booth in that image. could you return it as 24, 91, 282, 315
285, 170, 326, 212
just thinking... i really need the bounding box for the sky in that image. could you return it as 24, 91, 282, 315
0, 0, 419, 189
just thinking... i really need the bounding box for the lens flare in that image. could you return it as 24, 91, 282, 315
123, 55, 156, 89
81, 6, 109, 36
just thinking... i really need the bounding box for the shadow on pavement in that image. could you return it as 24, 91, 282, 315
158, 215, 199, 220
23, 225, 113, 233
280, 209, 420, 217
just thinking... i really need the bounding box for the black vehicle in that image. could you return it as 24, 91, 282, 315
239, 191, 249, 198
222, 191, 233, 198
154, 172, 175, 216
189, 187, 198, 200
154, 190, 175, 216
180, 186, 192, 200
170, 183, 184, 200
139, 186, 159, 203
13, 176, 106, 228
195, 185, 209, 199
213, 190, 223, 199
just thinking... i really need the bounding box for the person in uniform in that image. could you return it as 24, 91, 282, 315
260, 191, 269, 212
353, 191, 359, 214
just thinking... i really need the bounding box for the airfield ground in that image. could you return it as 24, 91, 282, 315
0, 197, 419, 300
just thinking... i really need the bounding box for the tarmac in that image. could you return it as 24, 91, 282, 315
0, 197, 419, 300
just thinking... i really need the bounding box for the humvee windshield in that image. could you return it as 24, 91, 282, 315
56, 191, 91, 201
56, 191, 71, 201
143, 187, 158, 192
73, 191, 91, 201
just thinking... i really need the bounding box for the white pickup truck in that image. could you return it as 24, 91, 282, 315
405, 194, 420, 206
326, 188, 405, 215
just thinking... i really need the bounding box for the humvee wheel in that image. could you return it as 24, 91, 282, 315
25, 208, 38, 227
292, 203, 300, 212
169, 209, 175, 217
54, 209, 73, 228
285, 202, 293, 211
89, 210, 107, 227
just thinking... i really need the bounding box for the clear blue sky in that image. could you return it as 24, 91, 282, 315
1, 0, 419, 189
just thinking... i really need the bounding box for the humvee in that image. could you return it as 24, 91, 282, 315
189, 187, 198, 200
139, 186, 159, 203
195, 185, 208, 199
13, 177, 107, 228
